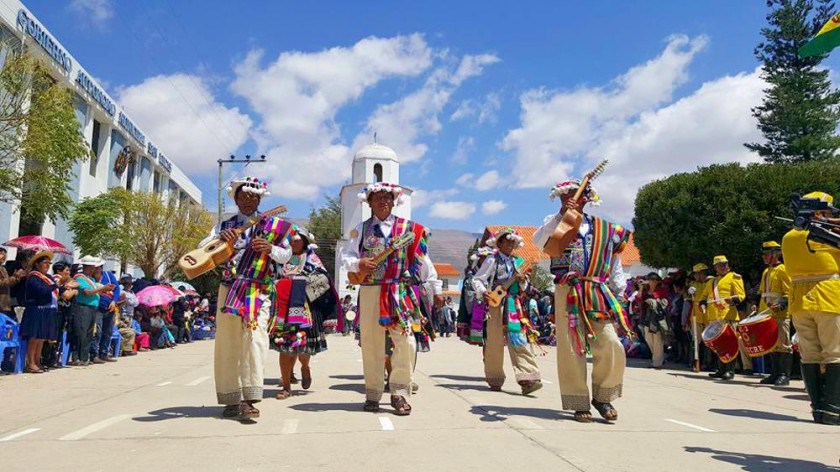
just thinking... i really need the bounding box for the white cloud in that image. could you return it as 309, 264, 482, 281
352, 53, 499, 164
502, 34, 709, 189
501, 34, 766, 224
474, 170, 502, 191
231, 35, 432, 199
429, 201, 476, 220
455, 173, 474, 186
482, 200, 507, 215
450, 93, 501, 124
116, 74, 252, 174
69, 0, 113, 27
412, 188, 459, 208
453, 136, 476, 164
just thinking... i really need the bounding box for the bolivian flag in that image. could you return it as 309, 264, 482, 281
800, 12, 840, 58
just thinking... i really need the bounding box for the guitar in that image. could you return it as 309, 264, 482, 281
178, 204, 287, 280
543, 160, 608, 257
347, 232, 416, 285
485, 262, 531, 308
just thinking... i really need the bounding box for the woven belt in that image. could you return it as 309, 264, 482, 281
791, 273, 840, 284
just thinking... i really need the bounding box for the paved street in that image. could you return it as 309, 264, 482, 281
1, 334, 837, 471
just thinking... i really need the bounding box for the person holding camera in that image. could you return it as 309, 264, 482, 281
781, 191, 840, 425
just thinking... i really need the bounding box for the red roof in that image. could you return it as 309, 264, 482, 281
620, 232, 641, 265
434, 263, 460, 277
481, 226, 549, 268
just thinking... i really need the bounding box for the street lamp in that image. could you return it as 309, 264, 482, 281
217, 154, 266, 223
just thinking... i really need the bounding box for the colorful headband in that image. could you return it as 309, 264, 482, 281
469, 246, 496, 261
549, 179, 601, 206
227, 176, 270, 199
486, 227, 525, 249
357, 182, 405, 206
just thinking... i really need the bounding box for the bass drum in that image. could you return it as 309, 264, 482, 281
736, 313, 778, 357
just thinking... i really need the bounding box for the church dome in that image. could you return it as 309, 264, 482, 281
353, 143, 398, 162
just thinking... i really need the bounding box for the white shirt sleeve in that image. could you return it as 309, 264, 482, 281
608, 257, 627, 297
421, 255, 442, 295
472, 256, 496, 297
199, 222, 222, 248
339, 222, 365, 273
269, 241, 292, 264
533, 213, 561, 250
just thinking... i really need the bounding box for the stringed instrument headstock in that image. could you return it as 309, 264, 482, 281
587, 159, 608, 181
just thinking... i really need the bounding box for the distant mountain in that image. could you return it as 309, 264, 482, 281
428, 228, 481, 275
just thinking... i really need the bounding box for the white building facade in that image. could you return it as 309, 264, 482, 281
0, 1, 201, 266
335, 143, 413, 300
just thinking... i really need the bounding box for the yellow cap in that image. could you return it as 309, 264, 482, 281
713, 255, 728, 265
692, 263, 708, 272
762, 241, 781, 250
803, 191, 834, 204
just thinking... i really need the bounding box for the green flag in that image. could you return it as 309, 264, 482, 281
799, 12, 840, 58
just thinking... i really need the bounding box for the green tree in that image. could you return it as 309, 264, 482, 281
308, 195, 341, 277
67, 188, 133, 262
528, 265, 554, 294
745, 0, 840, 163
0, 42, 89, 232
632, 160, 840, 283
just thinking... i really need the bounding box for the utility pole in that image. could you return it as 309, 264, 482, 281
217, 154, 266, 223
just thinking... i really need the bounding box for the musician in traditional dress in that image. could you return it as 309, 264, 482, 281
688, 264, 713, 370
471, 229, 542, 394
458, 246, 494, 345
271, 226, 336, 399
533, 179, 630, 423
753, 241, 792, 386
339, 182, 442, 416
198, 176, 292, 421
781, 191, 840, 425
699, 255, 745, 381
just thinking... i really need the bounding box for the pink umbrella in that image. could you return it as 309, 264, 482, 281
136, 285, 181, 307
4, 235, 72, 255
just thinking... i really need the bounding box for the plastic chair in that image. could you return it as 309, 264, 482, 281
109, 325, 121, 359
0, 313, 23, 374
59, 330, 70, 367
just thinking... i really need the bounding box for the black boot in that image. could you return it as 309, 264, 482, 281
801, 364, 825, 423
821, 364, 840, 426
774, 353, 791, 386
720, 361, 735, 380
708, 358, 725, 378
760, 353, 779, 385
790, 353, 802, 380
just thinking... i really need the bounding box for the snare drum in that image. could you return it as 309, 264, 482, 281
736, 313, 779, 357
702, 320, 739, 364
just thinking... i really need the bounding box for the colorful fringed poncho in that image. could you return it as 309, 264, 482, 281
222, 216, 292, 330
471, 253, 538, 347
359, 216, 429, 337
551, 215, 632, 356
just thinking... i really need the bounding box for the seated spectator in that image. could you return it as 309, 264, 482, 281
117, 314, 137, 356
149, 308, 176, 349
132, 312, 150, 352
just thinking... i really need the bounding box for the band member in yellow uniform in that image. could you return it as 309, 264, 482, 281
688, 264, 712, 370
533, 179, 630, 423
472, 228, 542, 394
339, 182, 442, 416
753, 241, 792, 386
781, 191, 840, 425
700, 255, 745, 381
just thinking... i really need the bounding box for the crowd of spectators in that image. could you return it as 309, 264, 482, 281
0, 248, 217, 374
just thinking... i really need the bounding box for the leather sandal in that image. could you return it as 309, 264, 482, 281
239, 401, 260, 419
592, 400, 618, 421
390, 395, 412, 416
276, 389, 292, 400
363, 400, 380, 412
520, 380, 543, 395
301, 366, 312, 390
574, 411, 593, 423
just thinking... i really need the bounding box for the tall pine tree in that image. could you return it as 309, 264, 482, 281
746, 0, 840, 163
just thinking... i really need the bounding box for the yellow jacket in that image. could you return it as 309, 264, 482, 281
704, 271, 745, 322
781, 229, 840, 315
688, 278, 711, 324
758, 264, 790, 319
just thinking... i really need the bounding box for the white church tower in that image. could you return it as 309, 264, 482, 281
335, 143, 413, 300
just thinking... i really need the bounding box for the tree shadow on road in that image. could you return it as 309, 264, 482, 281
329, 383, 366, 394
668, 372, 762, 387
469, 404, 572, 422
684, 447, 839, 471
289, 402, 365, 413
132, 406, 220, 422
708, 408, 809, 423
435, 383, 500, 393
429, 374, 486, 383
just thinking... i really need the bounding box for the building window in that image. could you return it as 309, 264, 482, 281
443, 279, 449, 291
153, 171, 161, 193
373, 163, 383, 182
89, 120, 101, 177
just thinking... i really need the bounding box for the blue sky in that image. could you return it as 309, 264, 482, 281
23, 0, 840, 230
